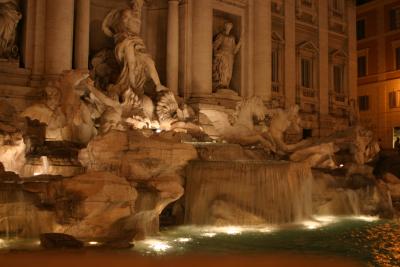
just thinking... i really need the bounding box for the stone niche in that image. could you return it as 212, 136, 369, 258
212, 0, 247, 96
89, 0, 168, 85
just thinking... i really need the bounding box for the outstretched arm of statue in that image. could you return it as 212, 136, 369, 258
125, 45, 137, 88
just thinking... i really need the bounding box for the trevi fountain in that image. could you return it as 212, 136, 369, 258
0, 0, 399, 266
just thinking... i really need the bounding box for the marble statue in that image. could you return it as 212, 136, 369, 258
212, 21, 242, 90
201, 97, 277, 152
0, 0, 21, 59
263, 105, 311, 154
102, 0, 163, 100
22, 70, 98, 144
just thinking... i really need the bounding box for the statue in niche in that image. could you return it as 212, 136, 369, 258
212, 21, 242, 90
0, 0, 21, 59
102, 0, 164, 102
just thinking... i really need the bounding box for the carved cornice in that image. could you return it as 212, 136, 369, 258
216, 0, 248, 8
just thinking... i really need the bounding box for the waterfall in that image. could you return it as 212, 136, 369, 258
185, 160, 313, 225
0, 183, 54, 239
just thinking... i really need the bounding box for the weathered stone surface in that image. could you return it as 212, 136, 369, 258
48, 172, 137, 239
40, 233, 84, 249
312, 169, 393, 218
79, 130, 197, 236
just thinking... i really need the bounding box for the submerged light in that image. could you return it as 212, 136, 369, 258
0, 239, 6, 248
201, 232, 217, 238
145, 239, 171, 252
222, 226, 242, 235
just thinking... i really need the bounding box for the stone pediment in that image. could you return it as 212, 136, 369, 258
297, 41, 319, 53
330, 49, 347, 60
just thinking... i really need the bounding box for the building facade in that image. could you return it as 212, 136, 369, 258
0, 0, 356, 139
357, 0, 400, 149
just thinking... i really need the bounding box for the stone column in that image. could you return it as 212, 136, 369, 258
347, 1, 357, 102
253, 0, 271, 100
31, 0, 46, 86
45, 0, 75, 76
74, 0, 90, 70
285, 0, 296, 106
167, 0, 180, 95
319, 0, 329, 115
191, 0, 213, 96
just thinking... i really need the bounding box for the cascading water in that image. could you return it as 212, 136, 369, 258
0, 181, 55, 239
185, 160, 313, 225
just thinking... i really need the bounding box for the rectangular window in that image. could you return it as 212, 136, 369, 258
333, 65, 344, 93
358, 56, 367, 77
390, 8, 400, 30
389, 91, 400, 108
358, 95, 369, 111
357, 19, 365, 40
301, 58, 312, 88
396, 47, 400, 70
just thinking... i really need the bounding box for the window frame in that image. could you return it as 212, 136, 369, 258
357, 49, 369, 77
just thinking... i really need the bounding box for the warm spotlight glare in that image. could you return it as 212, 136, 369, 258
339, 164, 344, 168
155, 129, 162, 133
352, 215, 379, 222
145, 240, 171, 252
302, 221, 321, 230
175, 237, 192, 243
201, 232, 217, 238
0, 239, 6, 248
222, 226, 242, 235
88, 241, 100, 245
258, 227, 273, 233
33, 172, 41, 176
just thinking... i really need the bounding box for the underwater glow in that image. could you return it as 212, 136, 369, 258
302, 220, 321, 230
201, 232, 217, 237
221, 226, 242, 235
144, 239, 172, 252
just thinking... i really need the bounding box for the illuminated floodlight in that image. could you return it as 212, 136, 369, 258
201, 232, 217, 238
145, 239, 171, 252
302, 220, 321, 230
88, 241, 100, 245
222, 226, 242, 235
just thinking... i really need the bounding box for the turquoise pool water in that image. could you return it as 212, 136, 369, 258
1, 216, 399, 266
133, 217, 400, 266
